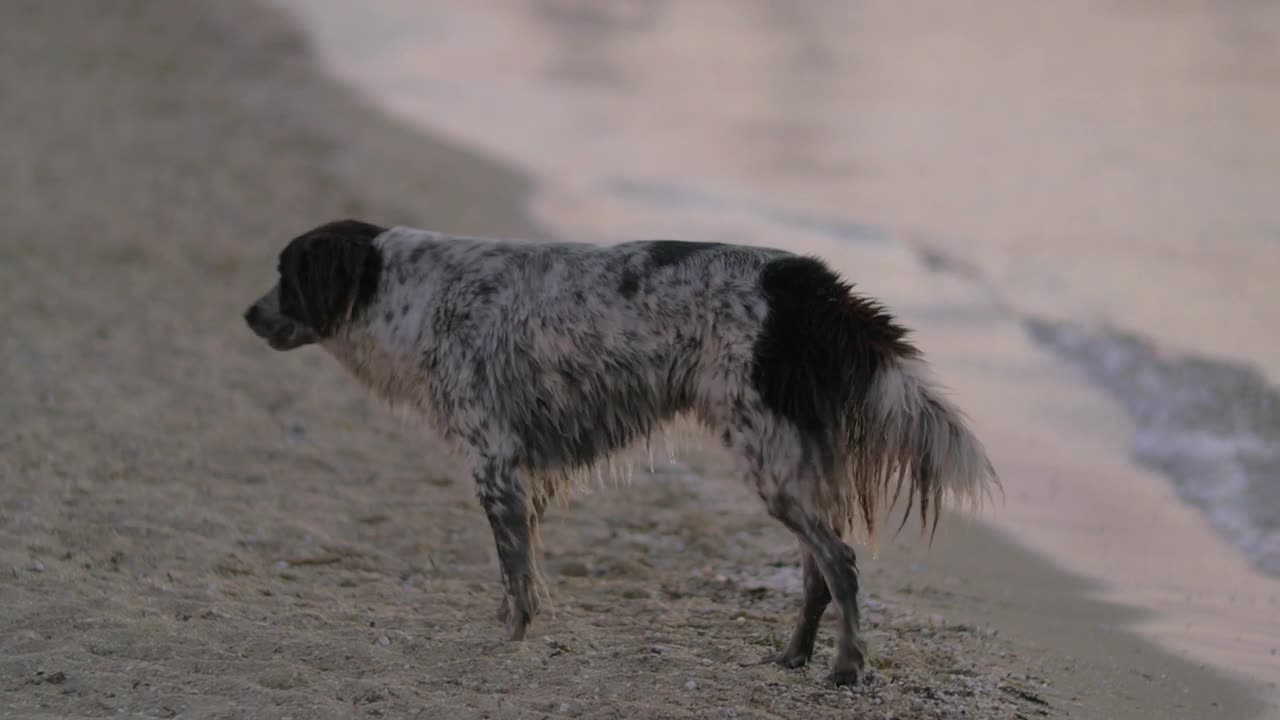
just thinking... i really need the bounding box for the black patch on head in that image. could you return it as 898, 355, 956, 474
618, 269, 640, 299
751, 256, 917, 452
647, 240, 722, 269
277, 219, 387, 338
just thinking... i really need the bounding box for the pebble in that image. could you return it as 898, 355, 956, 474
685, 679, 698, 690
558, 702, 570, 713
32, 561, 46, 573
376, 635, 391, 646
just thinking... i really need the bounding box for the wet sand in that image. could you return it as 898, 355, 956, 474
0, 2, 1272, 719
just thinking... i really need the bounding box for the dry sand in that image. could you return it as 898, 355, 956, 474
0, 2, 1270, 718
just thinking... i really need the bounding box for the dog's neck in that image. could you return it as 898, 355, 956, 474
322, 325, 432, 421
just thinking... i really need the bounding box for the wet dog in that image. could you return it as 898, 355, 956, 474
244, 219, 997, 684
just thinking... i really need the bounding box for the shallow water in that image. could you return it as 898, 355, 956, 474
271, 0, 1280, 686
1029, 319, 1280, 576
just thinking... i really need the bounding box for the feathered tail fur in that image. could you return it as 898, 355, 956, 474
849, 354, 999, 540
752, 255, 998, 542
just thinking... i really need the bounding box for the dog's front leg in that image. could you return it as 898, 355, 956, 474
474, 456, 539, 641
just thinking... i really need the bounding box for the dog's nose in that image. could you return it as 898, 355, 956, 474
244, 305, 260, 327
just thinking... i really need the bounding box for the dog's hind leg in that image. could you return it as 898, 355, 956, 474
474, 456, 540, 641
762, 486, 865, 685
761, 549, 832, 668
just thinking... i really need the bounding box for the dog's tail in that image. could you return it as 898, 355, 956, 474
846, 353, 999, 540
753, 256, 999, 541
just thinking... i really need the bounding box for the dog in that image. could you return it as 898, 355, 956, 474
244, 219, 997, 685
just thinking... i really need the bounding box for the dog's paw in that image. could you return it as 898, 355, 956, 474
503, 610, 530, 642
827, 667, 863, 686
768, 651, 810, 670
827, 651, 866, 686
739, 648, 810, 670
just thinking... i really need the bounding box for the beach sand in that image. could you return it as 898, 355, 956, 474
0, 2, 1270, 718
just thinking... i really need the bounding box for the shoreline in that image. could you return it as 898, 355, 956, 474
0, 1, 1270, 717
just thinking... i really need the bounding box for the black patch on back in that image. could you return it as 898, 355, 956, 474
618, 269, 640, 299
278, 219, 387, 337
751, 256, 917, 451
647, 240, 722, 270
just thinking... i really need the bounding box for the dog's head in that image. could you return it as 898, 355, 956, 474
244, 220, 386, 351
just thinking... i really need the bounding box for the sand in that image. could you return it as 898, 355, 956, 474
0, 2, 1270, 718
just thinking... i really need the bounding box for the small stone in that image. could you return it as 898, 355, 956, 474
32, 561, 45, 573
685, 679, 698, 690
558, 702, 570, 712
376, 635, 390, 646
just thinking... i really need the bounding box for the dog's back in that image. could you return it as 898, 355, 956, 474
344, 229, 788, 472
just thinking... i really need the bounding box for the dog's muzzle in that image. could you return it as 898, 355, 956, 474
244, 298, 318, 351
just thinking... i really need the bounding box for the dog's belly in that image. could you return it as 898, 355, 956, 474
502, 356, 691, 472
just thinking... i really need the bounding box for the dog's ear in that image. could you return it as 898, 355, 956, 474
278, 220, 385, 338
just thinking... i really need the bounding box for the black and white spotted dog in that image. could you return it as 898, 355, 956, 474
244, 219, 997, 684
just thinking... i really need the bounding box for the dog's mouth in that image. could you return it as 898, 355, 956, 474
245, 304, 318, 351
266, 326, 317, 351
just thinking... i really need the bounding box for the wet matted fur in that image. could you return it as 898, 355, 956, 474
244, 219, 999, 685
